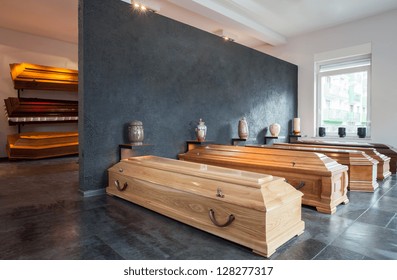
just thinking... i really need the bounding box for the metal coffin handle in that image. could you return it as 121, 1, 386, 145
208, 209, 235, 227
114, 180, 128, 191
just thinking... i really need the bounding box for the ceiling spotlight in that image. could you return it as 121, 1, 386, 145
131, 1, 157, 13
213, 29, 237, 42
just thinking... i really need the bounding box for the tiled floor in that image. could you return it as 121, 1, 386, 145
0, 156, 396, 260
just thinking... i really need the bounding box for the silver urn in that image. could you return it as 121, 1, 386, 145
128, 120, 144, 144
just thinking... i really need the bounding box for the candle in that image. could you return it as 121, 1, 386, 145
293, 118, 300, 135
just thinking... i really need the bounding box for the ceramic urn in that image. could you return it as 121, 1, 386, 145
238, 117, 249, 139
196, 118, 207, 142
269, 123, 281, 137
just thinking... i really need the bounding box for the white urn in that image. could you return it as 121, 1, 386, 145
269, 123, 281, 137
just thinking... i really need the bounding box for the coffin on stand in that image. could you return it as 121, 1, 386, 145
107, 156, 304, 258
179, 144, 349, 214
271, 143, 379, 192
293, 139, 397, 174
282, 142, 390, 180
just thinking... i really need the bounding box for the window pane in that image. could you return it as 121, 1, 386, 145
319, 70, 368, 135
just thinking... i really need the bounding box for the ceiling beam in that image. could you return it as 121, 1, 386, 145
169, 0, 287, 46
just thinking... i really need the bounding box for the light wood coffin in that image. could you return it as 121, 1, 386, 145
293, 139, 397, 174
179, 144, 349, 214
107, 155, 305, 258
271, 143, 379, 192
284, 142, 390, 180
6, 131, 78, 160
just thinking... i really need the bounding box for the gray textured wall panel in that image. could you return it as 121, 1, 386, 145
79, 0, 298, 192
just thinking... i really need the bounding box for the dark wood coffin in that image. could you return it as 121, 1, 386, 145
179, 144, 349, 214
4, 97, 78, 125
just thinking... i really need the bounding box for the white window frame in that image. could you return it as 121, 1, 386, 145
315, 53, 372, 138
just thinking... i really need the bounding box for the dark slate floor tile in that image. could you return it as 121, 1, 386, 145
385, 214, 397, 230
372, 195, 397, 213
329, 221, 397, 260
301, 208, 354, 244
0, 193, 65, 219
45, 235, 125, 260
55, 194, 109, 213
314, 245, 367, 260
270, 238, 327, 260
97, 199, 263, 260
384, 187, 397, 198
356, 208, 396, 227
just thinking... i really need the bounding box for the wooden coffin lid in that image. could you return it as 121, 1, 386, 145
179, 144, 347, 175
296, 139, 374, 148
115, 155, 275, 188
271, 142, 363, 154
109, 155, 302, 212
282, 142, 387, 162
10, 62, 78, 92
271, 143, 378, 165
296, 140, 397, 159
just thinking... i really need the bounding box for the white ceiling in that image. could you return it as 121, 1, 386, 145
1, 0, 397, 47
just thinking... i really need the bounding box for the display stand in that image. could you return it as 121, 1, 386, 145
231, 138, 246, 146
288, 134, 301, 143
264, 136, 286, 144
119, 143, 153, 160
186, 140, 214, 152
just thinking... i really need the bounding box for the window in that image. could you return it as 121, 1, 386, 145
316, 54, 371, 138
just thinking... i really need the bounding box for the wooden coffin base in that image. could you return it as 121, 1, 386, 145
6, 131, 78, 160
107, 156, 305, 258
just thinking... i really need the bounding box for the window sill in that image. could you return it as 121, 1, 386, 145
307, 136, 372, 142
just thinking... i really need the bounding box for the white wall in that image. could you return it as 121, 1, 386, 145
0, 27, 78, 158
259, 9, 397, 148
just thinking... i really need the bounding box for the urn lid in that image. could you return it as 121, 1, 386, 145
129, 120, 143, 126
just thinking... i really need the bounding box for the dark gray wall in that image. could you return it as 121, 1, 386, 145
78, 0, 298, 194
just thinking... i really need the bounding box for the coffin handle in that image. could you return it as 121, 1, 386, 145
114, 180, 128, 191
209, 209, 235, 227
295, 181, 305, 189
285, 179, 305, 190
